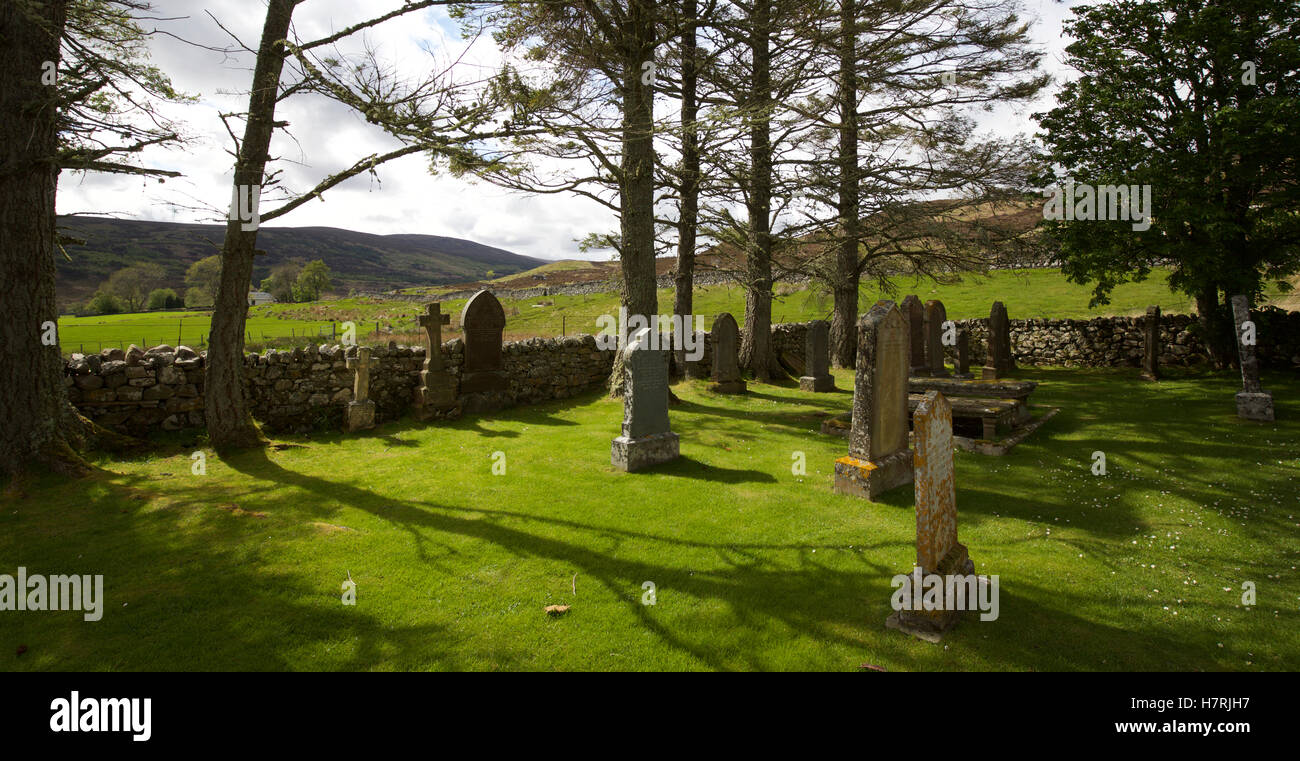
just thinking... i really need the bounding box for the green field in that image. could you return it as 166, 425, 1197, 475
57, 267, 1291, 354
5, 366, 1297, 670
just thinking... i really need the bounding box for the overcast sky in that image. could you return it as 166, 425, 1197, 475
56, 0, 1084, 262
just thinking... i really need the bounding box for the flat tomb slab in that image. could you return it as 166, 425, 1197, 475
908, 377, 1037, 401
820, 400, 1057, 455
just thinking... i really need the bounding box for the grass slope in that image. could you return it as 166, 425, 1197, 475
4, 367, 1297, 671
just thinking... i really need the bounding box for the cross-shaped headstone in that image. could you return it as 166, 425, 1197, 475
419, 303, 451, 371
346, 346, 371, 402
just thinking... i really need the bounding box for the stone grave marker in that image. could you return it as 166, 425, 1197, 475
1140, 305, 1161, 381
414, 303, 457, 417
799, 319, 835, 392
953, 327, 973, 379
924, 300, 951, 378
886, 390, 975, 640
460, 290, 508, 393
833, 301, 913, 500
709, 313, 747, 394
981, 301, 1014, 380
611, 328, 680, 471
1231, 295, 1274, 421
901, 294, 929, 377
344, 346, 375, 432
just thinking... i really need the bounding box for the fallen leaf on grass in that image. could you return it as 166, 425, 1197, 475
16, 645, 28, 656
858, 663, 887, 672
544, 605, 570, 616
217, 503, 268, 519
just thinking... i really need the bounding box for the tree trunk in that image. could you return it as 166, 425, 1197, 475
1195, 286, 1233, 370
829, 0, 859, 368
672, 0, 699, 378
0, 0, 89, 480
205, 0, 296, 452
619, 0, 659, 324
740, 0, 776, 381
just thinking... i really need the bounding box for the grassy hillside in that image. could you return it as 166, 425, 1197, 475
55, 216, 545, 308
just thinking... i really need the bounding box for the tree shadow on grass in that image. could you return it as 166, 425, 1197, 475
644, 455, 779, 484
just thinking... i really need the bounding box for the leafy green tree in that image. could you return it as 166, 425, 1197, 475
1034, 0, 1300, 366
184, 255, 222, 306
86, 289, 124, 315
293, 260, 332, 302
146, 287, 181, 310
104, 262, 164, 312
261, 261, 302, 303
183, 286, 211, 309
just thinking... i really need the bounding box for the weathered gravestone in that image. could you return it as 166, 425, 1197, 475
414, 303, 457, 418
886, 390, 975, 641
833, 301, 913, 500
709, 313, 747, 394
1140, 305, 1161, 382
1231, 295, 1274, 421
901, 295, 929, 377
799, 319, 835, 392
924, 300, 951, 378
953, 327, 973, 379
344, 346, 375, 432
981, 301, 1014, 380
460, 290, 508, 393
611, 327, 680, 471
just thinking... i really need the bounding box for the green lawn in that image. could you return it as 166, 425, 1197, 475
4, 367, 1297, 671
62, 266, 1292, 354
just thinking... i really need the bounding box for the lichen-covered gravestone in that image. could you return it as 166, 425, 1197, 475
1231, 295, 1274, 421
414, 303, 457, 419
799, 320, 835, 392
612, 328, 680, 471
344, 346, 375, 432
833, 301, 913, 500
981, 301, 1014, 380
1140, 305, 1161, 382
901, 294, 929, 377
709, 313, 747, 394
886, 390, 975, 640
924, 300, 951, 378
460, 290, 508, 394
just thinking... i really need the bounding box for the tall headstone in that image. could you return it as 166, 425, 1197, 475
901, 295, 929, 377
414, 303, 457, 418
460, 290, 508, 393
953, 327, 973, 379
344, 346, 375, 432
709, 313, 747, 394
799, 319, 835, 392
611, 328, 680, 471
981, 301, 1014, 380
1231, 295, 1274, 421
886, 391, 975, 640
924, 300, 951, 378
1140, 305, 1161, 381
833, 301, 914, 500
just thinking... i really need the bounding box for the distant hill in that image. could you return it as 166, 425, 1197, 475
54, 216, 545, 308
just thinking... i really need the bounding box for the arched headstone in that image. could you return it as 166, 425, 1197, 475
709, 313, 746, 394
460, 290, 507, 393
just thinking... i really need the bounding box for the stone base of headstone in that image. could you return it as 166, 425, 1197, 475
414, 376, 459, 420
1139, 370, 1159, 382
951, 371, 974, 380
460, 370, 508, 394
611, 431, 680, 472
885, 544, 975, 643
344, 400, 375, 432
980, 365, 1001, 381
832, 451, 913, 501
1236, 391, 1275, 422
708, 379, 747, 394
799, 375, 835, 392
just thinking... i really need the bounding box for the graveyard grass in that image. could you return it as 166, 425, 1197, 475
5, 367, 1298, 671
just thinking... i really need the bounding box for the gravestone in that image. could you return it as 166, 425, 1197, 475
886, 390, 975, 640
709, 313, 747, 394
833, 301, 913, 500
1140, 305, 1161, 381
953, 327, 973, 379
799, 319, 835, 392
611, 327, 680, 471
460, 290, 508, 393
344, 346, 376, 432
901, 295, 929, 377
924, 300, 951, 378
414, 303, 457, 418
981, 301, 1014, 380
1231, 295, 1274, 421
